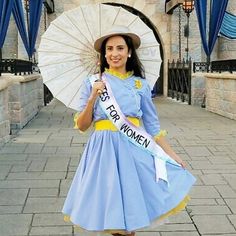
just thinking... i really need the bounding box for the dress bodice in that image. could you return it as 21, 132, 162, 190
77, 71, 160, 136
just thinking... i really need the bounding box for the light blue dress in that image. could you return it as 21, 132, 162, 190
62, 71, 196, 233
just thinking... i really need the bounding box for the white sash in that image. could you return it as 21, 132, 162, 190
90, 75, 181, 184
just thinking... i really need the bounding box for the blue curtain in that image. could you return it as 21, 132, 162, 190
12, 0, 30, 56
208, 0, 228, 53
28, 0, 43, 57
195, 0, 209, 55
195, 0, 229, 58
220, 12, 236, 39
0, 0, 14, 48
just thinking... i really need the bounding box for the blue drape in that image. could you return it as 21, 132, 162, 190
195, 0, 229, 57
220, 12, 236, 39
0, 0, 14, 48
208, 0, 228, 53
195, 0, 208, 55
28, 0, 43, 57
12, 0, 30, 56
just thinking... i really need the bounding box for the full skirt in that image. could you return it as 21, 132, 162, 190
62, 130, 196, 233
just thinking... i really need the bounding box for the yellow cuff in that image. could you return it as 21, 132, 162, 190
154, 129, 167, 141
73, 113, 79, 129
73, 113, 85, 134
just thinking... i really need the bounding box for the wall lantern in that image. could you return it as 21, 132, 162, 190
182, 0, 195, 61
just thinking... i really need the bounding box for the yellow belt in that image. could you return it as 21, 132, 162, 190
94, 117, 140, 131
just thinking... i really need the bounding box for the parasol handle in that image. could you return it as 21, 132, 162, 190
97, 89, 102, 95
95, 79, 103, 95
96, 54, 103, 95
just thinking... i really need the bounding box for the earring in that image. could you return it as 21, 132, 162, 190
128, 54, 131, 58
105, 55, 107, 58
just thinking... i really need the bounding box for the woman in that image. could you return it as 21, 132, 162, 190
62, 25, 196, 236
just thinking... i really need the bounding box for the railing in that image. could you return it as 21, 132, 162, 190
44, 85, 53, 105
193, 62, 209, 73
193, 59, 236, 73
0, 59, 33, 76
168, 59, 192, 105
0, 58, 53, 105
211, 59, 236, 73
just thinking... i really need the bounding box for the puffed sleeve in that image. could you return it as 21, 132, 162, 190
74, 78, 92, 130
77, 78, 92, 114
140, 80, 161, 137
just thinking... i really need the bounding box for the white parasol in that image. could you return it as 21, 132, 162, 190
38, 3, 162, 111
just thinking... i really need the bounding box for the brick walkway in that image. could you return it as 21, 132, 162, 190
0, 97, 236, 236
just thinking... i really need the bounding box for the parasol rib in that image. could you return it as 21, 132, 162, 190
53, 68, 86, 98
127, 15, 140, 28
81, 5, 96, 43
67, 64, 97, 106
43, 64, 84, 83
38, 56, 96, 68
112, 7, 122, 26
51, 22, 94, 52
39, 37, 92, 53
139, 45, 160, 49
99, 4, 101, 37
38, 49, 97, 59
64, 12, 94, 49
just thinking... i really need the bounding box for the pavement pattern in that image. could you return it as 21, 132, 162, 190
0, 97, 236, 236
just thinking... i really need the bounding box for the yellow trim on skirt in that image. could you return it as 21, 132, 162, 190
64, 195, 191, 234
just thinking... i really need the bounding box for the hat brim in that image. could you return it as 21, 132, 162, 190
94, 32, 141, 52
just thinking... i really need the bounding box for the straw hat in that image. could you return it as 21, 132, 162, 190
94, 25, 141, 52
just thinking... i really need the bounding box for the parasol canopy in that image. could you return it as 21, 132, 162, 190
38, 3, 162, 111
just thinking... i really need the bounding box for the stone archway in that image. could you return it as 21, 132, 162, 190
104, 2, 164, 95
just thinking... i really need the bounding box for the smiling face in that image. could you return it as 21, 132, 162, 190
105, 35, 131, 74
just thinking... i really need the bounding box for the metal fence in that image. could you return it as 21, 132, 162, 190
0, 59, 33, 76
168, 59, 192, 105
0, 58, 53, 106
193, 62, 209, 73
44, 85, 53, 105
211, 59, 236, 73
193, 59, 236, 73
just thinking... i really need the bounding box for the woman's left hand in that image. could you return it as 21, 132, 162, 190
155, 136, 186, 168
172, 154, 186, 168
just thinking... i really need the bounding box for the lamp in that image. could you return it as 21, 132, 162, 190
182, 0, 194, 16
182, 0, 194, 61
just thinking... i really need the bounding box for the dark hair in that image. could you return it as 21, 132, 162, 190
100, 35, 145, 78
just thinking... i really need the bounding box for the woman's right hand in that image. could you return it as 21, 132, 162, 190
77, 80, 105, 131
90, 80, 105, 99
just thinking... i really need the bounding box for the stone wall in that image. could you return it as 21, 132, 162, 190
191, 73, 206, 106
8, 75, 44, 129
217, 1, 236, 60
0, 74, 44, 135
170, 6, 202, 62
2, 15, 18, 59
205, 73, 236, 120
0, 79, 10, 147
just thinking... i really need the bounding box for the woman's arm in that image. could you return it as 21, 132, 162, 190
156, 136, 186, 168
76, 81, 105, 131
